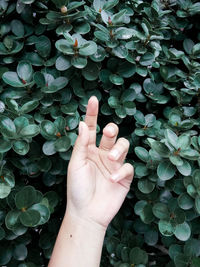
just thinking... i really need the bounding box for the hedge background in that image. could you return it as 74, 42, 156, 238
0, 0, 200, 266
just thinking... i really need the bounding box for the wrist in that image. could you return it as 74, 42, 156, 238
64, 207, 108, 234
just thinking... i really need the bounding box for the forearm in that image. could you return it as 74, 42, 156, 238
48, 209, 107, 267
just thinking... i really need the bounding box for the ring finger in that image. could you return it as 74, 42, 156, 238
99, 123, 119, 151
108, 137, 130, 164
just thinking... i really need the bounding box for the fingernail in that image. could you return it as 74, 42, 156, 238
79, 122, 83, 136
109, 149, 119, 159
110, 173, 119, 182
107, 126, 115, 135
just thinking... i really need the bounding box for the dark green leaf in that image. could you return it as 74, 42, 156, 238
15, 186, 37, 210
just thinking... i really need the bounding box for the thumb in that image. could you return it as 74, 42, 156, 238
70, 121, 89, 165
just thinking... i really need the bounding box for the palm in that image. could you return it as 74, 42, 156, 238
67, 97, 133, 228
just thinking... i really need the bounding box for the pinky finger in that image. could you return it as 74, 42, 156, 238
110, 163, 134, 185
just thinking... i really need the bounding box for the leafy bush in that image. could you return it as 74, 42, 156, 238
0, 0, 200, 266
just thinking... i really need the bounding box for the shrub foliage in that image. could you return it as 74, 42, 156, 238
0, 0, 200, 266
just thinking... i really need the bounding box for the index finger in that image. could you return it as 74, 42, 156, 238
84, 96, 99, 146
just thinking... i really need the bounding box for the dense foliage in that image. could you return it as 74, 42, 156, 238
0, 0, 200, 266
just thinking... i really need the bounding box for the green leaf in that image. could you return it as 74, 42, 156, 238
180, 149, 200, 160
144, 229, 158, 246
13, 244, 27, 261
0, 138, 12, 152
129, 247, 148, 265
157, 161, 176, 180
94, 31, 109, 41
35, 35, 51, 58
164, 129, 178, 149
90, 45, 106, 62
17, 61, 33, 82
2, 71, 24, 87
71, 56, 87, 69
82, 61, 99, 81
115, 106, 126, 118
169, 155, 183, 166
55, 55, 71, 71
177, 134, 191, 150
191, 257, 200, 267
41, 120, 57, 138
134, 146, 150, 162
44, 77, 68, 93
103, 0, 119, 10
108, 96, 120, 108
29, 203, 50, 225
134, 200, 147, 216
0, 115, 16, 138
33, 72, 46, 87
109, 74, 124, 85
0, 244, 12, 265
177, 159, 191, 176
113, 45, 128, 59
178, 193, 193, 210
192, 43, 200, 56
151, 141, 170, 158
21, 0, 35, 3
79, 41, 97, 56
183, 39, 194, 54
15, 186, 37, 210
145, 114, 156, 127
0, 182, 11, 199
19, 209, 41, 227
140, 203, 154, 224
138, 179, 155, 194
195, 195, 200, 214
152, 203, 169, 220
12, 140, 30, 155
74, 21, 90, 34
192, 169, 200, 187
118, 63, 136, 79
115, 27, 133, 40
123, 101, 136, 115
174, 254, 189, 267
54, 136, 71, 152
11, 20, 24, 37
158, 220, 175, 236
14, 116, 29, 132
0, 227, 5, 240
134, 110, 145, 125
140, 52, 155, 66
20, 100, 39, 114
19, 125, 40, 138
6, 98, 19, 113
5, 210, 20, 230
184, 238, 200, 257
112, 9, 127, 24
42, 140, 56, 155
187, 184, 196, 198
174, 222, 191, 241
44, 191, 59, 211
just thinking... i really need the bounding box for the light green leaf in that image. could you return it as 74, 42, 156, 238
2, 72, 24, 87
164, 129, 178, 149
17, 61, 33, 82
0, 116, 16, 138
157, 161, 176, 180
174, 222, 191, 241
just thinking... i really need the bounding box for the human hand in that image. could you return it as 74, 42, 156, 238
66, 96, 134, 229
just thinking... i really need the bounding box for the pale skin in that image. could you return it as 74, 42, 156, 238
48, 96, 134, 267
